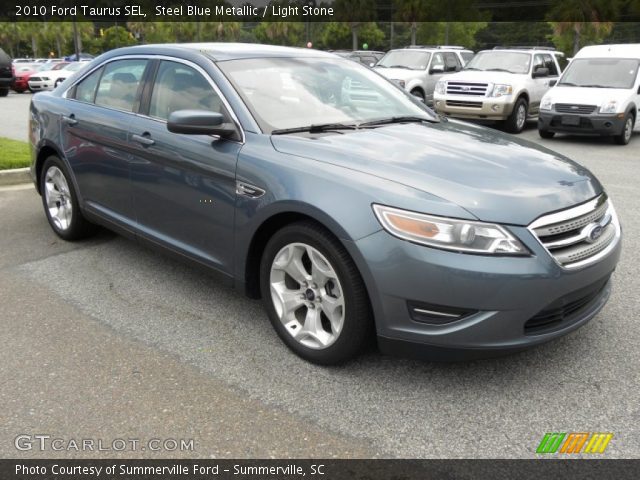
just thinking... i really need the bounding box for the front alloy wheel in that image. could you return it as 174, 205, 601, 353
270, 243, 345, 350
260, 221, 372, 364
614, 114, 634, 145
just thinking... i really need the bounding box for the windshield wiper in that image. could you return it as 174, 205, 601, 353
557, 81, 577, 86
388, 65, 411, 69
464, 67, 483, 71
580, 84, 615, 88
486, 68, 513, 73
359, 115, 435, 127
271, 123, 358, 135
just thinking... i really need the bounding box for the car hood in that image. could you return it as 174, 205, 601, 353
375, 67, 424, 81
444, 70, 529, 84
270, 121, 601, 226
543, 85, 633, 106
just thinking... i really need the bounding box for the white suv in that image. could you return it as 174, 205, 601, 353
433, 47, 565, 133
374, 46, 474, 104
538, 44, 640, 145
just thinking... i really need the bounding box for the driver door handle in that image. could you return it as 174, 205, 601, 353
62, 114, 77, 126
132, 133, 155, 147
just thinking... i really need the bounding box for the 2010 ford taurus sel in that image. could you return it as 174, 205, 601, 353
29, 44, 622, 364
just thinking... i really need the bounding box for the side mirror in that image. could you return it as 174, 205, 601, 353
532, 67, 549, 78
167, 110, 236, 138
430, 65, 444, 74
549, 79, 557, 87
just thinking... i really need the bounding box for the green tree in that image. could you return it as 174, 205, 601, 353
547, 0, 618, 54
394, 0, 428, 45
334, 0, 377, 50
416, 22, 488, 48
255, 22, 304, 46
100, 26, 137, 52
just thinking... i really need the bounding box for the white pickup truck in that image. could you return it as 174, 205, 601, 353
433, 47, 566, 133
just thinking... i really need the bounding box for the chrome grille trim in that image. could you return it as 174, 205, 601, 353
446, 81, 489, 96
528, 194, 620, 269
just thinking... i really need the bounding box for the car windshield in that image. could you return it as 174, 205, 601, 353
219, 56, 435, 132
464, 51, 531, 74
558, 58, 640, 89
376, 50, 431, 70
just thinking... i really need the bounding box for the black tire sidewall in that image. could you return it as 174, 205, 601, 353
259, 223, 371, 365
410, 89, 425, 102
506, 98, 527, 133
615, 114, 633, 145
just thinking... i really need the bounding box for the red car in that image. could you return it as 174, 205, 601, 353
12, 64, 37, 93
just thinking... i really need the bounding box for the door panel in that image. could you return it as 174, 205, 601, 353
61, 59, 150, 224
129, 60, 241, 274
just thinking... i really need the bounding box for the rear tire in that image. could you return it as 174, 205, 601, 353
538, 129, 555, 139
0, 88, 8, 97
40, 156, 98, 241
505, 97, 528, 133
613, 113, 634, 145
259, 221, 373, 365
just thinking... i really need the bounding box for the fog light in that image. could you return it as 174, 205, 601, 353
435, 101, 441, 108
491, 104, 500, 112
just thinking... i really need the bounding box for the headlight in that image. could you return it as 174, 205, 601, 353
392, 79, 405, 88
599, 101, 618, 114
41, 77, 49, 81
435, 80, 446, 95
540, 97, 553, 111
490, 84, 513, 98
373, 205, 529, 255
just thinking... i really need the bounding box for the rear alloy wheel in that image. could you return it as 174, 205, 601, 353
505, 97, 528, 133
40, 156, 98, 240
260, 222, 372, 364
614, 114, 634, 145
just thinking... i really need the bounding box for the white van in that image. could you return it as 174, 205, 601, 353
538, 44, 640, 145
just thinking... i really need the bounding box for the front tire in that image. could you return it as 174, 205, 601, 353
0, 88, 8, 97
614, 113, 634, 145
505, 97, 528, 133
40, 156, 98, 240
538, 129, 555, 139
260, 221, 372, 365
410, 88, 425, 103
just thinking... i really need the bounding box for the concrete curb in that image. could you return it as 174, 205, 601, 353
0, 167, 31, 186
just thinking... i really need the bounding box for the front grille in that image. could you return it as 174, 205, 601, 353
555, 103, 597, 114
29, 77, 41, 82
446, 100, 483, 108
529, 195, 618, 269
524, 276, 609, 334
446, 82, 488, 96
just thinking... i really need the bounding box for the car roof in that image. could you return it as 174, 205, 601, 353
388, 47, 472, 53
575, 44, 640, 59
104, 43, 337, 62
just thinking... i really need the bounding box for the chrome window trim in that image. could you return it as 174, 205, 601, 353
527, 194, 621, 270
62, 54, 246, 144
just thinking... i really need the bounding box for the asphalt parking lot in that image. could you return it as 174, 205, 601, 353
1, 91, 639, 459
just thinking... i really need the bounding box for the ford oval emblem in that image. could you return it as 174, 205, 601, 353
590, 225, 603, 241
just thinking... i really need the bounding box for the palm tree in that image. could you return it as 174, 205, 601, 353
394, 0, 428, 45
549, 0, 617, 54
334, 0, 377, 50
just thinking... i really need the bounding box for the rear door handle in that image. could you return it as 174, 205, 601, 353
62, 114, 77, 126
132, 133, 155, 147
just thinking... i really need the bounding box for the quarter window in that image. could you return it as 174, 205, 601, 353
149, 61, 224, 121
73, 66, 103, 103
94, 59, 148, 112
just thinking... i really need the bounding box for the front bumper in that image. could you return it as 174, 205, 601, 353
539, 111, 627, 136
348, 223, 621, 361
433, 94, 514, 120
28, 80, 53, 91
